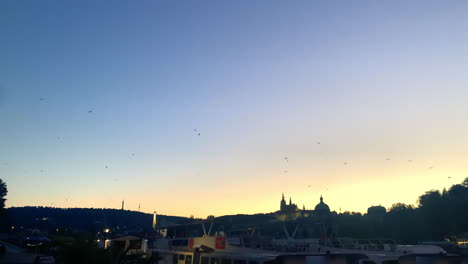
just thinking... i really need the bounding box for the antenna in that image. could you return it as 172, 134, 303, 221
282, 224, 291, 240
202, 222, 207, 236
207, 219, 214, 236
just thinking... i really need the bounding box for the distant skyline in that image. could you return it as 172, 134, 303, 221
1, 1, 468, 218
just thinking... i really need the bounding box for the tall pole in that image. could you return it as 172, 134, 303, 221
152, 211, 157, 231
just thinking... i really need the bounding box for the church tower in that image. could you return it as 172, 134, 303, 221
280, 193, 287, 211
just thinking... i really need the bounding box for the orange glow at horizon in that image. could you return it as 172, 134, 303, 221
7, 156, 466, 218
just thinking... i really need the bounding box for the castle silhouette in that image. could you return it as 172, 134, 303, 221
279, 193, 330, 215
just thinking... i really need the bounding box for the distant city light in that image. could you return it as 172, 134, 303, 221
11, 226, 14, 230
104, 228, 110, 233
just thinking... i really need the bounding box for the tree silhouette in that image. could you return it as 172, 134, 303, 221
3, 177, 468, 244
0, 179, 7, 211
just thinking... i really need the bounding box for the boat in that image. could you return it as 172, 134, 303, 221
150, 219, 457, 264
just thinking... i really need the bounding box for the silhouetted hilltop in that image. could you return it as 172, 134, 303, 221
4, 207, 189, 232
162, 178, 468, 244
2, 178, 467, 244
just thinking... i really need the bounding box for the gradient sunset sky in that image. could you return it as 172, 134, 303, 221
1, 1, 468, 218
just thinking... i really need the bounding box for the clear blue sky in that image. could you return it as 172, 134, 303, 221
1, 1, 468, 217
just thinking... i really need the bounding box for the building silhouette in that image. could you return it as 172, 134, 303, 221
280, 193, 299, 214
278, 194, 331, 218
367, 205, 386, 223
315, 195, 330, 215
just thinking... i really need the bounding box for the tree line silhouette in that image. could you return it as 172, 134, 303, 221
0, 177, 466, 244
1, 207, 188, 233
335, 177, 468, 243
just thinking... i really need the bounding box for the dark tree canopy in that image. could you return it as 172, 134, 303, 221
0, 179, 7, 210
2, 177, 468, 244
462, 177, 468, 187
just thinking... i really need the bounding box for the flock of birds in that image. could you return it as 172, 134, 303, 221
36, 97, 444, 173
38, 96, 454, 181
1, 97, 457, 208
281, 152, 453, 183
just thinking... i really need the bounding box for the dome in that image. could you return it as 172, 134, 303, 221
314, 195, 330, 213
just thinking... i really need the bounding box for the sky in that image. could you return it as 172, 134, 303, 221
1, 1, 468, 218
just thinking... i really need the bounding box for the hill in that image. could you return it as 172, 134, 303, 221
3, 207, 189, 233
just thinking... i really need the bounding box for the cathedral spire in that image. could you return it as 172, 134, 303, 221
289, 197, 292, 205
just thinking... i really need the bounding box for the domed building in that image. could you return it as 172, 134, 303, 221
367, 205, 386, 223
367, 205, 386, 215
311, 195, 335, 240
274, 194, 336, 238
314, 195, 330, 214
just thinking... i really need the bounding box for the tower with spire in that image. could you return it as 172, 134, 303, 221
280, 193, 287, 211
279, 193, 298, 214
121, 200, 125, 210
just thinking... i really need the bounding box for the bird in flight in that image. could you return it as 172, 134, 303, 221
39, 98, 45, 101
88, 110, 93, 113
386, 158, 390, 161
448, 176, 451, 179
105, 165, 108, 169
317, 141, 321, 145
428, 166, 434, 169
343, 162, 347, 165
284, 157, 288, 162
407, 160, 413, 162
